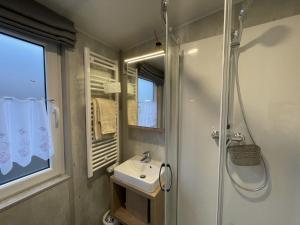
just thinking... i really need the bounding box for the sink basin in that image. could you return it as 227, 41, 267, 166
114, 156, 163, 193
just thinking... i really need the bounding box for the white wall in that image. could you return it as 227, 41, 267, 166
178, 31, 223, 225
178, 14, 300, 225
223, 14, 300, 225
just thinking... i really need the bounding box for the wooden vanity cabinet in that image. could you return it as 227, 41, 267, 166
110, 176, 164, 225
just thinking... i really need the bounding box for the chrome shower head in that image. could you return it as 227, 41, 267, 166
239, 0, 254, 20
161, 0, 168, 25
231, 0, 254, 45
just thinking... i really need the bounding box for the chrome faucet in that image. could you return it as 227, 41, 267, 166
141, 151, 151, 163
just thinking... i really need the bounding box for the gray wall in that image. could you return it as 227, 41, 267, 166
66, 32, 119, 225
125, 128, 165, 161
0, 181, 72, 225
0, 32, 119, 225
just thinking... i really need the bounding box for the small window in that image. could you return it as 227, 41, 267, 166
0, 31, 65, 203
138, 78, 157, 127
0, 34, 45, 99
0, 33, 50, 185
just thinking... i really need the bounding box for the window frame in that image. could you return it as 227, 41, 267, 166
0, 29, 66, 206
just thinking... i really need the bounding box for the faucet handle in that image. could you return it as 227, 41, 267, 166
141, 151, 151, 163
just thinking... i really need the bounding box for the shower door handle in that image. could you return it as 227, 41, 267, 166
159, 163, 173, 192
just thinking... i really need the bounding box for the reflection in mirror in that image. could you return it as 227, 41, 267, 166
126, 53, 165, 130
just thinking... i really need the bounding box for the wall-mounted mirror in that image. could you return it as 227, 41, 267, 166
125, 51, 165, 130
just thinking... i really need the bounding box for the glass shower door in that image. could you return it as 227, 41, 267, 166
163, 0, 228, 224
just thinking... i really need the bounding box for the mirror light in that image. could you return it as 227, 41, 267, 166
124, 50, 165, 64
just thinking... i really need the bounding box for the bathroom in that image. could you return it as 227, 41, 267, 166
0, 0, 300, 225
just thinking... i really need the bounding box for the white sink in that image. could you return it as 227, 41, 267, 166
114, 156, 163, 193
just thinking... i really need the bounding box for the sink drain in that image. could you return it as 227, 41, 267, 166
140, 174, 146, 179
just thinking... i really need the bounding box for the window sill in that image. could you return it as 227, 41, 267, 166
0, 174, 70, 211
128, 125, 165, 133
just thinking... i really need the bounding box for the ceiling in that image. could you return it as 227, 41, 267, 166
36, 0, 225, 50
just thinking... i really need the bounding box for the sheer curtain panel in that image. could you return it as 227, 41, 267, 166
0, 98, 53, 175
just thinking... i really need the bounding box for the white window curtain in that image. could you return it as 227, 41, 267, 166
138, 101, 157, 128
0, 98, 53, 175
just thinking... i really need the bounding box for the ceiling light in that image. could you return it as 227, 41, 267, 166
124, 50, 165, 64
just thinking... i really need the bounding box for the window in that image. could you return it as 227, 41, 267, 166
138, 78, 157, 127
0, 31, 65, 204
0, 33, 49, 185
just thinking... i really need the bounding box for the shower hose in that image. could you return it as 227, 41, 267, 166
225, 48, 269, 192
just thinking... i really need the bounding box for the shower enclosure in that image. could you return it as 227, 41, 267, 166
163, 0, 300, 225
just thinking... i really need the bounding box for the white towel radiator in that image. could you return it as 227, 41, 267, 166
84, 47, 120, 178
